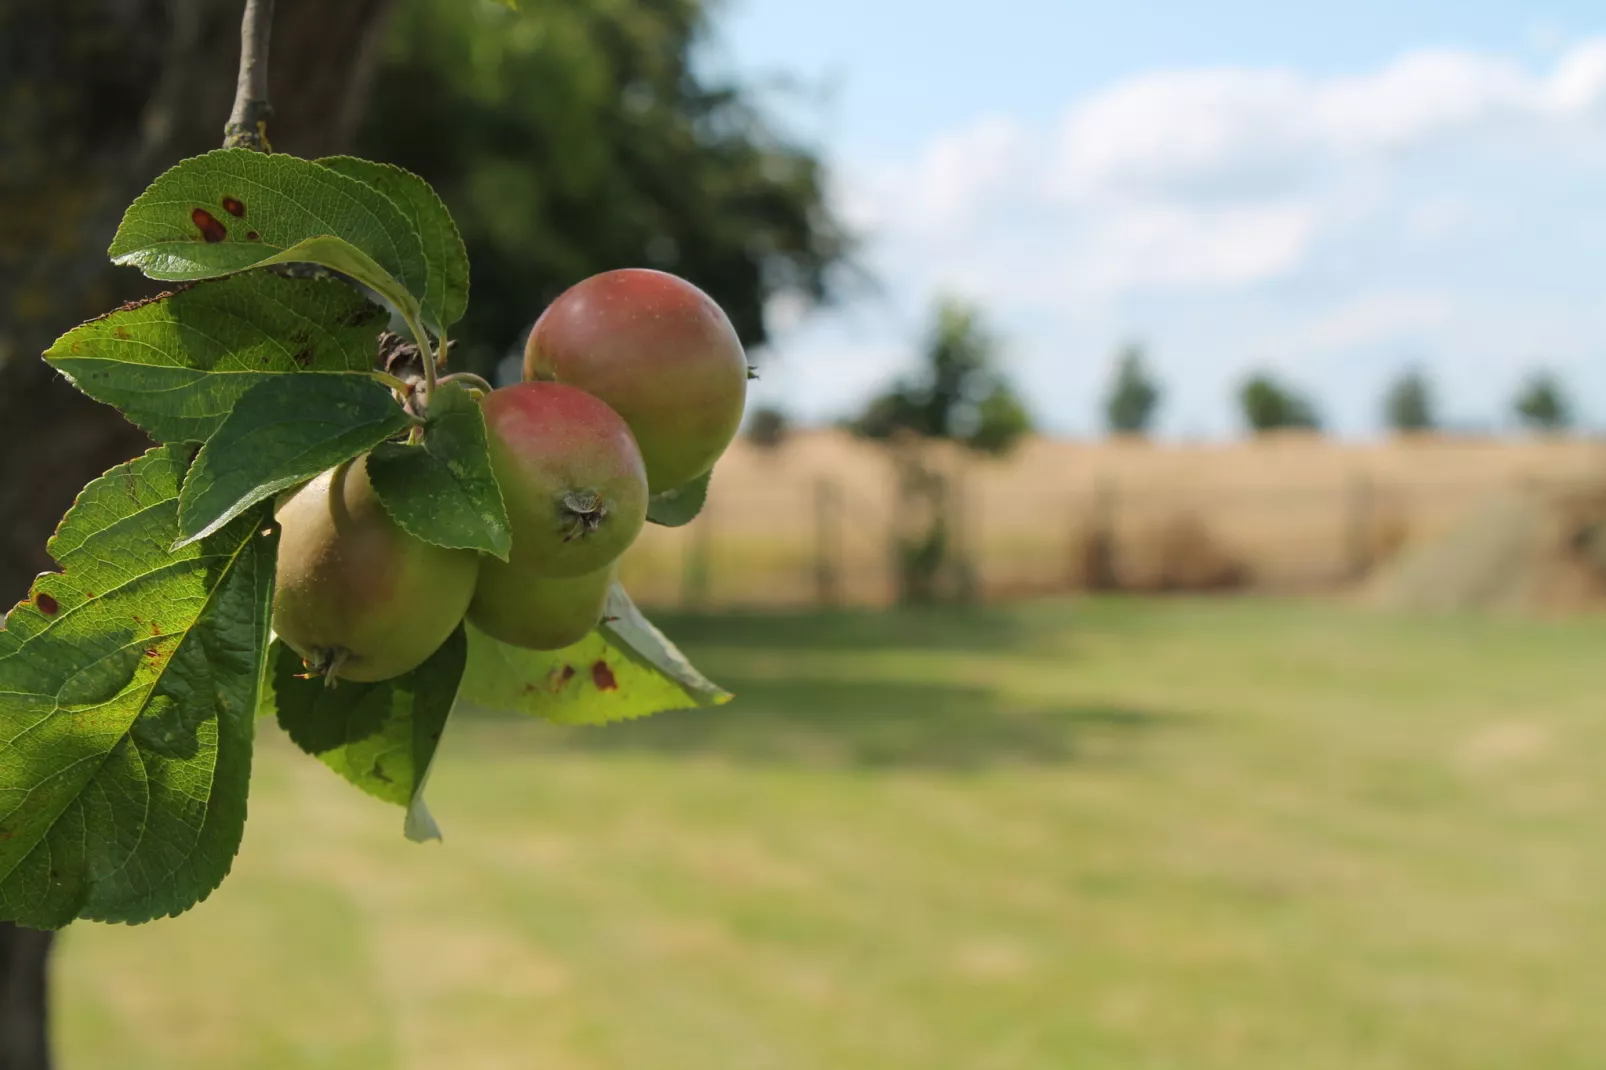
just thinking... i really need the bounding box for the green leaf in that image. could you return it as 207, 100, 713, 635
177, 374, 411, 546
45, 273, 387, 444
0, 446, 276, 928
368, 382, 511, 559
107, 149, 433, 329
457, 585, 729, 725
256, 238, 425, 336
598, 583, 728, 702
646, 470, 711, 527
265, 629, 465, 843
319, 157, 470, 332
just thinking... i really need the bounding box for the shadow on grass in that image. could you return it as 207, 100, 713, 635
465, 605, 1180, 771
550, 677, 1175, 772
644, 604, 1047, 656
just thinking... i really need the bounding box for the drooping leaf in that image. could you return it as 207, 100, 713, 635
319, 157, 470, 332
45, 273, 387, 444
176, 374, 411, 547
0, 446, 276, 928
106, 149, 436, 330
646, 470, 711, 527
256, 237, 426, 335
456, 585, 729, 725
599, 583, 728, 701
265, 629, 465, 843
368, 381, 511, 559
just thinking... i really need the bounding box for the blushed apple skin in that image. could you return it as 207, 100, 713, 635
468, 562, 615, 651
523, 268, 747, 492
273, 456, 479, 683
480, 381, 648, 578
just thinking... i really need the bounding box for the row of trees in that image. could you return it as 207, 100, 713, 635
1106, 346, 1580, 437
749, 309, 1585, 451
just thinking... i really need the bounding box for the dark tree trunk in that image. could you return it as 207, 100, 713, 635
0, 1, 395, 1063
0, 927, 51, 1070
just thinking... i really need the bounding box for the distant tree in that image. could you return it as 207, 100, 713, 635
744, 405, 791, 449
850, 297, 1030, 603
1239, 372, 1321, 433
850, 298, 1032, 456
1104, 343, 1162, 435
965, 390, 1033, 454
1513, 371, 1573, 431
1383, 367, 1435, 432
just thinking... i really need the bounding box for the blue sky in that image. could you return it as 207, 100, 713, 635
702, 0, 1606, 437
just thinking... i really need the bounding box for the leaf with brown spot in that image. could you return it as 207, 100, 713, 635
0, 446, 276, 928
109, 149, 437, 333
457, 586, 728, 726
190, 208, 227, 243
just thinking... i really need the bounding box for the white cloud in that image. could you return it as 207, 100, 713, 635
790, 40, 1606, 435
1072, 201, 1318, 293
1256, 293, 1456, 357
1054, 68, 1310, 198
1548, 40, 1606, 115
901, 117, 1033, 233
1052, 46, 1604, 201
849, 40, 1606, 299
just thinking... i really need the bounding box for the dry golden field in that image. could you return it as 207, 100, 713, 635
618, 431, 1606, 608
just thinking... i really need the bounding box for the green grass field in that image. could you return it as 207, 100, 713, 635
53, 598, 1606, 1069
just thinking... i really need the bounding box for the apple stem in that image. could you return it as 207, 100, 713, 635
324, 649, 349, 688
419, 336, 439, 401
437, 372, 496, 396
398, 311, 440, 405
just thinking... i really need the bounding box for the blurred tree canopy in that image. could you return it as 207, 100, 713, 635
0, 0, 397, 596
1239, 372, 1322, 433
1513, 371, 1573, 432
1103, 343, 1162, 436
850, 298, 1031, 456
743, 405, 791, 449
1, 0, 852, 598
1383, 367, 1435, 433
359, 0, 853, 373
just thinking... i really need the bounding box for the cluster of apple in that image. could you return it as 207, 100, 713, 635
272, 268, 748, 683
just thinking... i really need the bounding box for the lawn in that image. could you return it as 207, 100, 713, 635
54, 597, 1606, 1069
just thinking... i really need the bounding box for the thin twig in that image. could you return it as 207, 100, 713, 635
223, 0, 276, 150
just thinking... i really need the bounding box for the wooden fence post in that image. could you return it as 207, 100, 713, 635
682, 502, 712, 610
813, 477, 842, 607
1082, 475, 1120, 591
1346, 472, 1375, 582
948, 458, 978, 603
